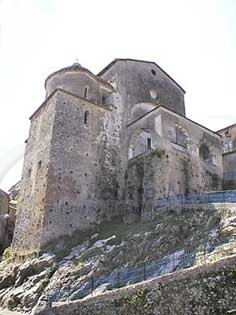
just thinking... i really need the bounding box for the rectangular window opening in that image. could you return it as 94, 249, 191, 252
102, 95, 106, 105
147, 138, 152, 150
84, 87, 88, 98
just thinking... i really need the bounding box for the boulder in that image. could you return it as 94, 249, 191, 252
0, 272, 15, 290
15, 254, 55, 287
31, 295, 54, 315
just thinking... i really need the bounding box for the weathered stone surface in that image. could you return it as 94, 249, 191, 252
31, 296, 54, 315
51, 255, 236, 315
0, 254, 56, 312
1, 59, 235, 315
11, 59, 223, 256
0, 273, 15, 290
0, 189, 10, 253
0, 308, 24, 315
15, 254, 55, 287
1, 204, 236, 313
39, 205, 236, 304
217, 124, 236, 190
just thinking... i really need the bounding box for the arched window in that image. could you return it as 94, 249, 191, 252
199, 143, 210, 161
84, 111, 89, 124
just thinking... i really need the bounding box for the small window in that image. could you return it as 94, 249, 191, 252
151, 69, 156, 76
147, 138, 152, 150
84, 87, 88, 98
102, 95, 106, 105
84, 111, 89, 124
149, 89, 158, 100
27, 168, 32, 177
171, 127, 177, 143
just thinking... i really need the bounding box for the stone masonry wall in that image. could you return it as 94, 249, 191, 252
125, 107, 222, 221
222, 151, 236, 190
11, 60, 224, 256
99, 59, 186, 120
45, 71, 104, 105
0, 190, 9, 250
12, 81, 127, 255
39, 90, 125, 251
100, 60, 187, 223
161, 110, 223, 193
12, 95, 57, 253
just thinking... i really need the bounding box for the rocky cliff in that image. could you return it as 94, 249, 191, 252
0, 204, 236, 313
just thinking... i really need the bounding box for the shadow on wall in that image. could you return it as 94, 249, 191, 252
128, 128, 162, 160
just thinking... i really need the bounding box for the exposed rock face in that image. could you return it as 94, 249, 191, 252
31, 295, 54, 315
1, 205, 236, 313
50, 255, 236, 315
0, 254, 56, 312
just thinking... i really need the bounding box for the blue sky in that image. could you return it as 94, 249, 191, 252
0, 0, 236, 191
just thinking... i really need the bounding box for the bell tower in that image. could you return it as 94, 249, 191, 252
12, 63, 117, 256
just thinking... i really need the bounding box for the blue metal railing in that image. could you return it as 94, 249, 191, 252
224, 171, 236, 181
151, 190, 236, 209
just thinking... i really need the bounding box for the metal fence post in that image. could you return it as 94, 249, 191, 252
91, 277, 94, 293
204, 244, 206, 264
117, 270, 120, 287
143, 262, 147, 280
208, 193, 211, 203
223, 191, 226, 203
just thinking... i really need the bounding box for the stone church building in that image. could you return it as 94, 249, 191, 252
12, 59, 223, 256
